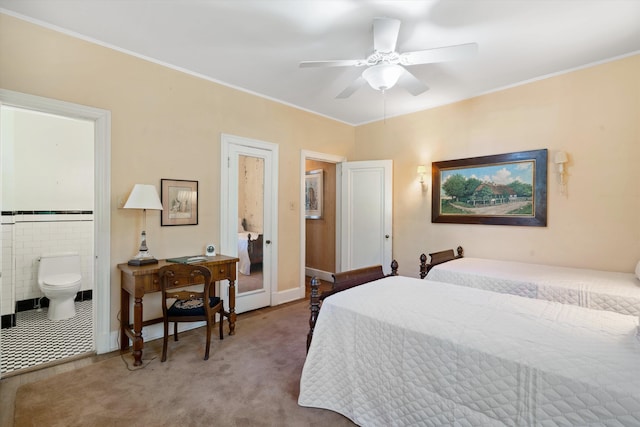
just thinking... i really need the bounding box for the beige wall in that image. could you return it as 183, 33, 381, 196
354, 55, 640, 274
0, 14, 355, 330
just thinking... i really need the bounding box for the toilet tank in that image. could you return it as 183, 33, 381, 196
38, 252, 82, 283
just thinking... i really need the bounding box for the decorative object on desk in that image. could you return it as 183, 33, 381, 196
161, 179, 198, 226
205, 243, 216, 257
123, 184, 163, 266
305, 169, 323, 219
432, 149, 547, 227
166, 255, 210, 264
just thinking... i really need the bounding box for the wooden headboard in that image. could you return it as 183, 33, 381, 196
306, 260, 399, 352
419, 246, 464, 279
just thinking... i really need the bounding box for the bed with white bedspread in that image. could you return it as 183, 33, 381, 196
424, 255, 640, 316
299, 275, 640, 426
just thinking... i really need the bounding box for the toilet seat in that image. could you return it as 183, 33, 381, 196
41, 273, 82, 289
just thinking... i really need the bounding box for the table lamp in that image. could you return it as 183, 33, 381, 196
123, 184, 163, 266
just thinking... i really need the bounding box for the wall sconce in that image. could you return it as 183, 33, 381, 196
554, 151, 569, 194
417, 165, 427, 184
123, 184, 163, 265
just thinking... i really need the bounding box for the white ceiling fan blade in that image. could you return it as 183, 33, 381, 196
373, 17, 400, 53
299, 59, 365, 68
400, 43, 478, 66
396, 68, 429, 96
336, 76, 366, 99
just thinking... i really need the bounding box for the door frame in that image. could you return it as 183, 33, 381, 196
299, 150, 346, 296
220, 133, 278, 311
0, 89, 111, 355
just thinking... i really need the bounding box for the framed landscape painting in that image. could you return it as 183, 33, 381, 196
432, 149, 547, 226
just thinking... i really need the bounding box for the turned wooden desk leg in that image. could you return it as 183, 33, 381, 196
228, 279, 236, 335
120, 289, 130, 351
132, 296, 144, 366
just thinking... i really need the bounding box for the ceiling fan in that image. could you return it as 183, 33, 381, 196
300, 17, 478, 98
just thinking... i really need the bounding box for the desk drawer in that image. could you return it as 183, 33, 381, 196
144, 275, 161, 293
210, 263, 229, 281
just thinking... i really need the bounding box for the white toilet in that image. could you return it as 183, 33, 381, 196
38, 253, 82, 321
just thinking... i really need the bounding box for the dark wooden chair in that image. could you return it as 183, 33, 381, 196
158, 264, 224, 362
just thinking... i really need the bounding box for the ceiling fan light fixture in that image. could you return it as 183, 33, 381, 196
362, 63, 403, 91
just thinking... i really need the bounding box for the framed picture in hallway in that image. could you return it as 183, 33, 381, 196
161, 179, 198, 226
305, 169, 323, 219
432, 149, 547, 227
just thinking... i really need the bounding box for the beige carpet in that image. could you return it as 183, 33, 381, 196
14, 301, 354, 427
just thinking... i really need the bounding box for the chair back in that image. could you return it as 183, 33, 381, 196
158, 264, 214, 320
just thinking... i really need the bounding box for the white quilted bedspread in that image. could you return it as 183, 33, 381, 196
298, 276, 640, 426
427, 257, 640, 316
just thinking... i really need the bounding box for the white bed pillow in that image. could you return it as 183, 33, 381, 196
636, 260, 640, 280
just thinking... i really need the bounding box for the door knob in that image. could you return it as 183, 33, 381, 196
266, 240, 271, 244
385, 235, 390, 239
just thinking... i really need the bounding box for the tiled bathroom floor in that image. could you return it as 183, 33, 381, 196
0, 300, 93, 374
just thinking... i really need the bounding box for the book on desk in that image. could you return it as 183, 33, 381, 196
166, 255, 214, 264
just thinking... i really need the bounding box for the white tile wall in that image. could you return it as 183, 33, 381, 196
1, 214, 93, 316
1, 219, 15, 316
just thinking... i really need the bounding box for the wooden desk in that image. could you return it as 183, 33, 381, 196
118, 255, 239, 366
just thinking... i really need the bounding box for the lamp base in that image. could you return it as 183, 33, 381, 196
128, 257, 158, 266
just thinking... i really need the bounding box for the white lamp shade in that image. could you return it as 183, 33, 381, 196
362, 64, 404, 91
123, 184, 163, 210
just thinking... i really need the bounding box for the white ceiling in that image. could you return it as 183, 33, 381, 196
1, 0, 639, 125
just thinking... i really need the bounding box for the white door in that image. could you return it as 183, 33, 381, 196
339, 160, 393, 274
220, 134, 278, 313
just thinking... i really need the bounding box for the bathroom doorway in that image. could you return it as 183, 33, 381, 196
0, 90, 111, 376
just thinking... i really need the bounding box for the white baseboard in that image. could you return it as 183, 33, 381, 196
109, 287, 308, 353
272, 285, 305, 306
108, 320, 208, 353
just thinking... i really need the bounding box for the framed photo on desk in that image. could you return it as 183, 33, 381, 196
161, 179, 198, 226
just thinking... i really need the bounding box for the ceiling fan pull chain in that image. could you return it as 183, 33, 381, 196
383, 90, 387, 124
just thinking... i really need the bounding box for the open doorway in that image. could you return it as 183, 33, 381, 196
304, 160, 337, 278
299, 152, 394, 298
0, 89, 111, 377
299, 151, 346, 297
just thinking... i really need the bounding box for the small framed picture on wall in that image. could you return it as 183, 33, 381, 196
161, 179, 198, 226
